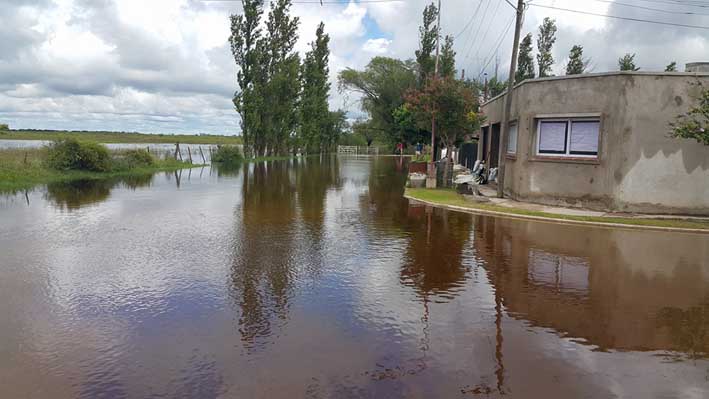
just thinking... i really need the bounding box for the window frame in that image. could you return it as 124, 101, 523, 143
535, 116, 601, 159
506, 120, 519, 156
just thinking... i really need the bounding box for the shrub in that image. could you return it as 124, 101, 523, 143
112, 149, 155, 170
44, 139, 111, 172
0, 123, 8, 133
212, 145, 243, 164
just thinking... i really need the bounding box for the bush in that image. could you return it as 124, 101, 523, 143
0, 123, 8, 133
112, 149, 155, 170
44, 139, 111, 172
212, 145, 243, 164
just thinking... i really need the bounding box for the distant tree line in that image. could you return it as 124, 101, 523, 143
229, 0, 344, 157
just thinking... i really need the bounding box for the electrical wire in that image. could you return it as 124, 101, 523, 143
529, 3, 709, 30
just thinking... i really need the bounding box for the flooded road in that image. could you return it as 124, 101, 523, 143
1, 157, 708, 398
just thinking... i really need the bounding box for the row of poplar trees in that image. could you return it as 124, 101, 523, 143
230, 0, 343, 157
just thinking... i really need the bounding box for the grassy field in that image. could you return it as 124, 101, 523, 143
0, 129, 242, 145
0, 148, 200, 193
405, 188, 709, 231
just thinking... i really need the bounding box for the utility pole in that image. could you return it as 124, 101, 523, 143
496, 0, 525, 198
427, 0, 442, 188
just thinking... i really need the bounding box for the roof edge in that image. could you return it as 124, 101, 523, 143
481, 71, 709, 107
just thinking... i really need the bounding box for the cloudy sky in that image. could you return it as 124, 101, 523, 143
1, 0, 708, 135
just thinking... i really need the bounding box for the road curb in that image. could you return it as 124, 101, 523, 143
404, 194, 709, 235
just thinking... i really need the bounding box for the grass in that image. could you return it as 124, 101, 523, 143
0, 129, 242, 145
0, 148, 200, 193
405, 188, 709, 231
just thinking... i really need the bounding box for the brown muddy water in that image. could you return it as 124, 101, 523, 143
0, 157, 708, 398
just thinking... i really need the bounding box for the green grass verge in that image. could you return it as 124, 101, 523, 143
0, 130, 242, 145
0, 148, 201, 193
405, 188, 709, 231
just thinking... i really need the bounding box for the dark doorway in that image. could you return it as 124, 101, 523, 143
489, 123, 501, 168
481, 126, 489, 162
459, 141, 478, 170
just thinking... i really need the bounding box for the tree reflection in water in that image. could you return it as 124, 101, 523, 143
44, 174, 154, 210
229, 157, 341, 349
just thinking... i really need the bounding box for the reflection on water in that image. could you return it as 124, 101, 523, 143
44, 175, 153, 210
0, 157, 708, 398
473, 216, 709, 357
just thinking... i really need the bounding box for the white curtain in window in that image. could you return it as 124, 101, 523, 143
507, 124, 518, 154
569, 121, 599, 154
538, 121, 567, 153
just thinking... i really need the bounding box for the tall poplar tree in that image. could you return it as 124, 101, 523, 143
439, 35, 456, 78
415, 2, 438, 85
229, 0, 266, 156
263, 0, 301, 156
619, 53, 640, 71
536, 17, 557, 78
300, 22, 332, 154
565, 45, 587, 75
515, 33, 535, 83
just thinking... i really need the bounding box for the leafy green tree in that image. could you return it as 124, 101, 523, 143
439, 35, 456, 78
404, 77, 484, 160
338, 57, 417, 144
665, 61, 678, 72
262, 0, 301, 156
619, 53, 640, 71
415, 2, 438, 85
565, 45, 587, 75
323, 110, 348, 152
515, 33, 535, 83
536, 18, 557, 78
350, 120, 381, 147
393, 103, 429, 146
229, 0, 266, 156
670, 89, 709, 145
486, 76, 507, 98
299, 22, 331, 154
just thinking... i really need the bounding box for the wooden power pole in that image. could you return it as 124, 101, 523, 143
427, 0, 442, 188
496, 0, 525, 198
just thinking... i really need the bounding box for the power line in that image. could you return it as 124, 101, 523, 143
616, 0, 709, 9
470, 0, 505, 68
529, 3, 709, 30
589, 0, 709, 15
454, 0, 484, 39
464, 0, 493, 59
477, 15, 516, 79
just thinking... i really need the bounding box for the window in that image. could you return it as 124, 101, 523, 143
536, 118, 600, 158
507, 123, 518, 155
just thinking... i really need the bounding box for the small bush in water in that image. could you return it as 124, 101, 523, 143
212, 145, 243, 164
112, 149, 155, 170
45, 139, 112, 172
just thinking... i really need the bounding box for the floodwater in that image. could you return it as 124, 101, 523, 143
0, 139, 224, 162
1, 157, 708, 398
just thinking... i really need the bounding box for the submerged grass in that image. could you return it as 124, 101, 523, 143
0, 148, 200, 193
0, 129, 242, 145
405, 188, 709, 231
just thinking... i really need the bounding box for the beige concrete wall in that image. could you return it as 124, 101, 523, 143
480, 72, 709, 215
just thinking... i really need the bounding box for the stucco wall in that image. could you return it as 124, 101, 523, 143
480, 72, 709, 215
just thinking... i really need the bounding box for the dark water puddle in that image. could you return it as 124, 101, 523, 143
1, 157, 707, 398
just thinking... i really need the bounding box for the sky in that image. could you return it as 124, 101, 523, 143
1, 0, 708, 135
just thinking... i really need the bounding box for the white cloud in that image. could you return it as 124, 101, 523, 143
362, 38, 391, 54
0, 0, 707, 134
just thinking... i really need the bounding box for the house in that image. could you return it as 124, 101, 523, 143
478, 71, 709, 215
